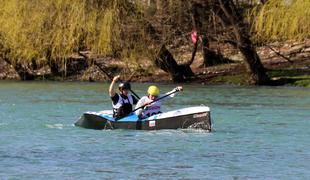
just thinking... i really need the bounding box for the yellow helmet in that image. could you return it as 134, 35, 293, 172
147, 85, 160, 96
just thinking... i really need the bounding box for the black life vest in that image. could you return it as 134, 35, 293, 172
112, 94, 133, 119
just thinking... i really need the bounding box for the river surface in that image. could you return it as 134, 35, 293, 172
0, 81, 309, 179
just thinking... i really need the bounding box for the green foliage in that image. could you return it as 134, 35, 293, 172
292, 77, 310, 88
0, 0, 89, 63
250, 0, 310, 42
210, 74, 249, 85
267, 69, 305, 77
267, 70, 310, 87
0, 0, 150, 65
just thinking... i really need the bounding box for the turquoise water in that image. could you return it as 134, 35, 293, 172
0, 81, 309, 179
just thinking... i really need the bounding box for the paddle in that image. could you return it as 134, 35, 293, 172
129, 89, 140, 99
132, 87, 181, 113
94, 61, 140, 100
93, 61, 114, 80
117, 81, 140, 100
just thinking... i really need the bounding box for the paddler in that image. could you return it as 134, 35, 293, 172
135, 85, 183, 119
109, 75, 138, 119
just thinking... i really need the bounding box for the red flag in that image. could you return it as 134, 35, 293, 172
191, 31, 198, 44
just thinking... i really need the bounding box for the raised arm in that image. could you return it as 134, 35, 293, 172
163, 86, 183, 98
109, 75, 120, 97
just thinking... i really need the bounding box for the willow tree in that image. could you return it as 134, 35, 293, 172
216, 0, 269, 85
250, 0, 310, 42
0, 0, 149, 79
0, 0, 100, 79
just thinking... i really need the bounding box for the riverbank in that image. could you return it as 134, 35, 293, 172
1, 40, 309, 87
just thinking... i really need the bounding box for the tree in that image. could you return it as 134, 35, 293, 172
0, 0, 281, 84
217, 0, 269, 84
143, 1, 196, 82
169, 0, 269, 84
251, 0, 310, 42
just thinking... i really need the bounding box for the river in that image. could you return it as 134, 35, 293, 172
0, 81, 309, 179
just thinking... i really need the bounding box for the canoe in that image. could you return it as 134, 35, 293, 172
74, 106, 211, 131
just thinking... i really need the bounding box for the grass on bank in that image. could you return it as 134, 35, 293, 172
267, 69, 310, 87
209, 74, 250, 85
206, 68, 310, 87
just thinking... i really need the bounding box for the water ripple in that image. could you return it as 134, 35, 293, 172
1, 82, 310, 179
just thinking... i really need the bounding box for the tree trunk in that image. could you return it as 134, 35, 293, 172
155, 45, 194, 82
202, 35, 233, 67
146, 22, 194, 82
191, 2, 232, 67
239, 43, 268, 84
155, 0, 167, 15
202, 36, 221, 66
217, 0, 269, 85
14, 62, 35, 80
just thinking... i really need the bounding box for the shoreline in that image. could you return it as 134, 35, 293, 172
1, 58, 309, 88
1, 42, 309, 87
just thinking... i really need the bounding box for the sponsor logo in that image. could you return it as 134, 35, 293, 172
149, 120, 156, 127
193, 112, 208, 118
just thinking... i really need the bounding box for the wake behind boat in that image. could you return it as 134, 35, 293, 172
75, 106, 211, 131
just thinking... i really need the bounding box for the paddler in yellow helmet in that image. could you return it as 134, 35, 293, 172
135, 85, 183, 119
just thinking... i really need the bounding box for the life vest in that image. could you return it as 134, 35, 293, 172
142, 99, 162, 118
112, 94, 134, 119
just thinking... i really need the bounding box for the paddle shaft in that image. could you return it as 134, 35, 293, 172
95, 61, 140, 100
78, 52, 140, 99
129, 89, 140, 99
94, 61, 114, 80
132, 89, 179, 112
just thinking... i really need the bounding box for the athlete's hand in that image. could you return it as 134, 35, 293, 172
175, 86, 183, 92
113, 75, 120, 82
